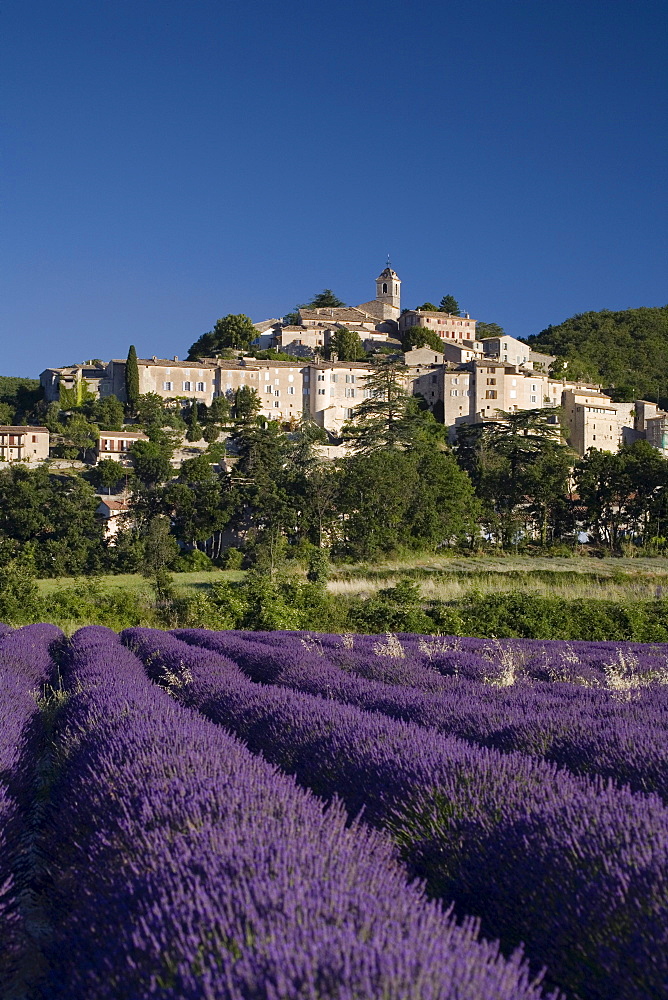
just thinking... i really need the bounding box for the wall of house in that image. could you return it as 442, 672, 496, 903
0, 427, 50, 461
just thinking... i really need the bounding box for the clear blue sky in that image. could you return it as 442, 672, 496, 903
2, 0, 666, 377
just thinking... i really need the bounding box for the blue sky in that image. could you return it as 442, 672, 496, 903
2, 0, 666, 377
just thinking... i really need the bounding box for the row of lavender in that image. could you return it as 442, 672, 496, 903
0, 623, 61, 989
175, 628, 668, 799
30, 625, 552, 999
124, 626, 668, 1000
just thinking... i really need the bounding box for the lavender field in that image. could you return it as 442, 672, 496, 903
2, 625, 668, 998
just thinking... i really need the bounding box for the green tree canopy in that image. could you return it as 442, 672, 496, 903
0, 466, 105, 576
93, 458, 127, 494
475, 322, 506, 339
283, 289, 346, 325
439, 295, 461, 315
305, 289, 345, 309
88, 394, 125, 431
187, 314, 258, 360
185, 399, 203, 442
415, 302, 439, 312
341, 359, 420, 452
401, 325, 444, 353
130, 439, 174, 487
0, 402, 14, 424
455, 408, 570, 547
526, 306, 668, 404
233, 385, 261, 424
330, 327, 365, 361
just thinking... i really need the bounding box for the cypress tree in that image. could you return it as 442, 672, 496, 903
125, 345, 140, 416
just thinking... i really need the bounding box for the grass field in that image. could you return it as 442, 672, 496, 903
35, 554, 668, 604
36, 569, 245, 596
325, 553, 668, 602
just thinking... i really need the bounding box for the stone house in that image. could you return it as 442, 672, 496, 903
41, 363, 108, 403
96, 498, 131, 542
97, 430, 149, 464
562, 389, 636, 455
399, 309, 477, 342
0, 426, 50, 462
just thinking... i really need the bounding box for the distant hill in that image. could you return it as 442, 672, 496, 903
526, 306, 668, 404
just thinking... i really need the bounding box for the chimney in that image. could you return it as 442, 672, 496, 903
173, 356, 178, 362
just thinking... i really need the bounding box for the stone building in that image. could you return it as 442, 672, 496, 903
562, 389, 637, 455
41, 363, 109, 403
0, 426, 50, 462
97, 430, 149, 463
399, 309, 477, 342
481, 335, 531, 367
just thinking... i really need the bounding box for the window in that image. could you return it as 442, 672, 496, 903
345, 374, 355, 384
288, 386, 295, 395
382, 282, 387, 293
163, 381, 173, 391
453, 377, 459, 384
486, 390, 497, 399
331, 374, 337, 382
182, 381, 191, 391
486, 378, 496, 385
32, 435, 37, 443
274, 401, 280, 408
274, 390, 280, 397
450, 390, 458, 396
196, 382, 205, 392
530, 395, 537, 403
317, 374, 325, 381
265, 385, 273, 393
345, 408, 354, 419
431, 375, 437, 384
288, 374, 294, 382
318, 388, 326, 395
345, 388, 355, 398
364, 388, 373, 398
303, 386, 310, 394
509, 390, 517, 399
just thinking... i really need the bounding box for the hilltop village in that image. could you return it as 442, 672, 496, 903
21, 266, 668, 467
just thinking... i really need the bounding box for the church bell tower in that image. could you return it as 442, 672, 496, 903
375, 263, 401, 319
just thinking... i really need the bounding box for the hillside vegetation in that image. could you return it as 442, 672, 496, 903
526, 305, 668, 403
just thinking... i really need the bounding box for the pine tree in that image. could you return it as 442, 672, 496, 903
439, 295, 460, 315
342, 359, 417, 452
125, 345, 140, 416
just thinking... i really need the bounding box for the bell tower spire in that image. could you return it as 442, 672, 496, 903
375, 262, 401, 319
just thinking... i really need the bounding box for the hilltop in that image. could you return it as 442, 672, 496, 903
526, 305, 668, 404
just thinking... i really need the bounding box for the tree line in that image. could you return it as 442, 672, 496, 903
2, 358, 668, 588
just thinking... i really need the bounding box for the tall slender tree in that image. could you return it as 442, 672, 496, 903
125, 345, 140, 417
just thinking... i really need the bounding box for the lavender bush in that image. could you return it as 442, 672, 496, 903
127, 626, 668, 1000
0, 623, 61, 991
175, 628, 668, 797
37, 625, 552, 999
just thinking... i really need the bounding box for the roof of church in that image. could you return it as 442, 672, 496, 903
377, 267, 399, 280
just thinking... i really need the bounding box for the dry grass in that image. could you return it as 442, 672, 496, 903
327, 553, 668, 603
